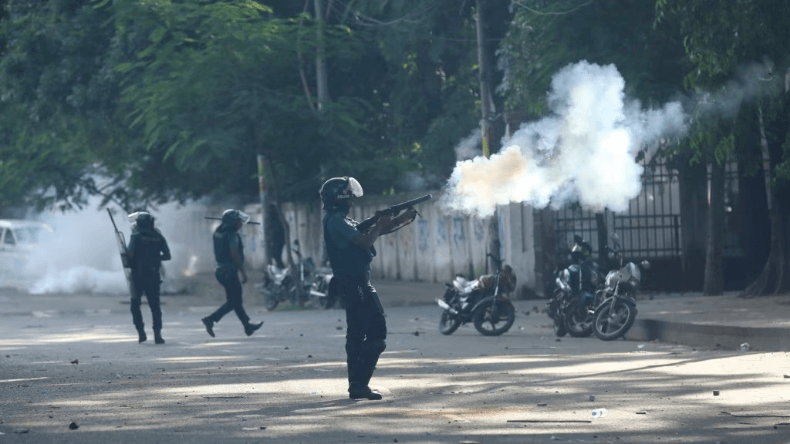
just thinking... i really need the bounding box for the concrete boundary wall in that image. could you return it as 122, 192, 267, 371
239, 193, 538, 298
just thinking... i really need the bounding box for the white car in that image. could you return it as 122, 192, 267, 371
0, 220, 54, 282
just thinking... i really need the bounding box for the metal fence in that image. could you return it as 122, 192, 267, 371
554, 155, 681, 261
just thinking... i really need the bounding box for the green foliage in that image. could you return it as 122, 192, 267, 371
657, 0, 790, 176
499, 0, 687, 115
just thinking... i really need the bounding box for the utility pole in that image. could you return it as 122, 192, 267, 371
257, 154, 271, 268
475, 0, 501, 272
315, 0, 329, 110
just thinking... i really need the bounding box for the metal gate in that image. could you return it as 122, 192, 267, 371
554, 156, 681, 261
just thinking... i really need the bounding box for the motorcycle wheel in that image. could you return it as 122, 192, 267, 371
564, 299, 594, 338
439, 311, 461, 335
593, 298, 637, 341
472, 300, 515, 336
553, 317, 567, 337
261, 282, 280, 312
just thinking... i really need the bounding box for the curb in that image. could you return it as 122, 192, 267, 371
626, 318, 790, 351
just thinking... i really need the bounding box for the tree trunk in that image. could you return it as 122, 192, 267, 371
678, 159, 708, 291
703, 156, 725, 295
267, 165, 307, 305
734, 102, 770, 280
739, 83, 790, 297
475, 0, 501, 273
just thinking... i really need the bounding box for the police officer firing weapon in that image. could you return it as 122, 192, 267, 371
202, 209, 264, 338
126, 212, 171, 344
320, 176, 431, 400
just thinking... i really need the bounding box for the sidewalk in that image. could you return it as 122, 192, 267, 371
2, 276, 789, 351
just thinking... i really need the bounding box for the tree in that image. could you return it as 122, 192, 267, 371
657, 0, 790, 296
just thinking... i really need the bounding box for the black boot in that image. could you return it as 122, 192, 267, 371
348, 384, 382, 400
202, 317, 215, 337
137, 329, 147, 343
154, 331, 165, 344
244, 321, 263, 337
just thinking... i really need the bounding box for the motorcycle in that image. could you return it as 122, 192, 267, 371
307, 264, 342, 309
592, 232, 650, 341
436, 266, 517, 337
257, 240, 314, 311
547, 235, 603, 338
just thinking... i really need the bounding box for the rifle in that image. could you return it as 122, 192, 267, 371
107, 209, 137, 298
356, 194, 432, 233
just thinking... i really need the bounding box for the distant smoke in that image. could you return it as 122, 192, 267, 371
23, 202, 128, 294
696, 62, 779, 118
397, 171, 440, 192
20, 198, 217, 295
442, 61, 687, 217
454, 129, 482, 161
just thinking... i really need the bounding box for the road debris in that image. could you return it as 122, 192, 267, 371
508, 420, 592, 423
68, 422, 79, 430
591, 409, 607, 418
589, 395, 595, 402
242, 427, 266, 430
70, 359, 79, 365
740, 343, 750, 351
713, 391, 720, 396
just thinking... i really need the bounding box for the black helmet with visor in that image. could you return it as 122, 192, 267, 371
319, 176, 364, 211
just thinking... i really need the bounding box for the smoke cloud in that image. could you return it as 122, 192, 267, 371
454, 129, 482, 161
18, 198, 213, 295
443, 61, 687, 217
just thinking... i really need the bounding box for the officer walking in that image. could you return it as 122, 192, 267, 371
126, 212, 171, 344
320, 177, 416, 400
202, 209, 263, 337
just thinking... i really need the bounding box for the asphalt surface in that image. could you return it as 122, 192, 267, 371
1, 278, 790, 444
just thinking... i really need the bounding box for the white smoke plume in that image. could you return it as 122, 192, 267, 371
19, 198, 215, 295
454, 128, 482, 161
443, 61, 688, 217
23, 202, 128, 294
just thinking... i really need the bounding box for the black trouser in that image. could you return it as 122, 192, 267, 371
339, 272, 387, 389
131, 274, 162, 333
207, 267, 250, 326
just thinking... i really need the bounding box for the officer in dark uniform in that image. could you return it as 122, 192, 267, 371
320, 177, 416, 400
201, 209, 263, 337
126, 212, 171, 344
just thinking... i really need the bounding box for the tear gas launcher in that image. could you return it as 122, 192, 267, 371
107, 209, 137, 298
356, 194, 432, 233
204, 217, 261, 225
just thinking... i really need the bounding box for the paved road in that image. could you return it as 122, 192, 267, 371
1, 290, 789, 444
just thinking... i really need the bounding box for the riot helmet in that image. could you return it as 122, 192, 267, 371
129, 211, 154, 232
571, 234, 593, 263
319, 176, 364, 211
221, 209, 251, 228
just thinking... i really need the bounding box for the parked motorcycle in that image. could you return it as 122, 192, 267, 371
257, 240, 314, 311
436, 265, 517, 336
592, 233, 650, 341
308, 264, 342, 309
547, 235, 603, 338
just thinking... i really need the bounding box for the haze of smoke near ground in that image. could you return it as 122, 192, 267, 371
23, 199, 212, 294
442, 61, 687, 217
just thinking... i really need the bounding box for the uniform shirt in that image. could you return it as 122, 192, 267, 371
213, 228, 244, 270
323, 210, 374, 277
127, 228, 170, 278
